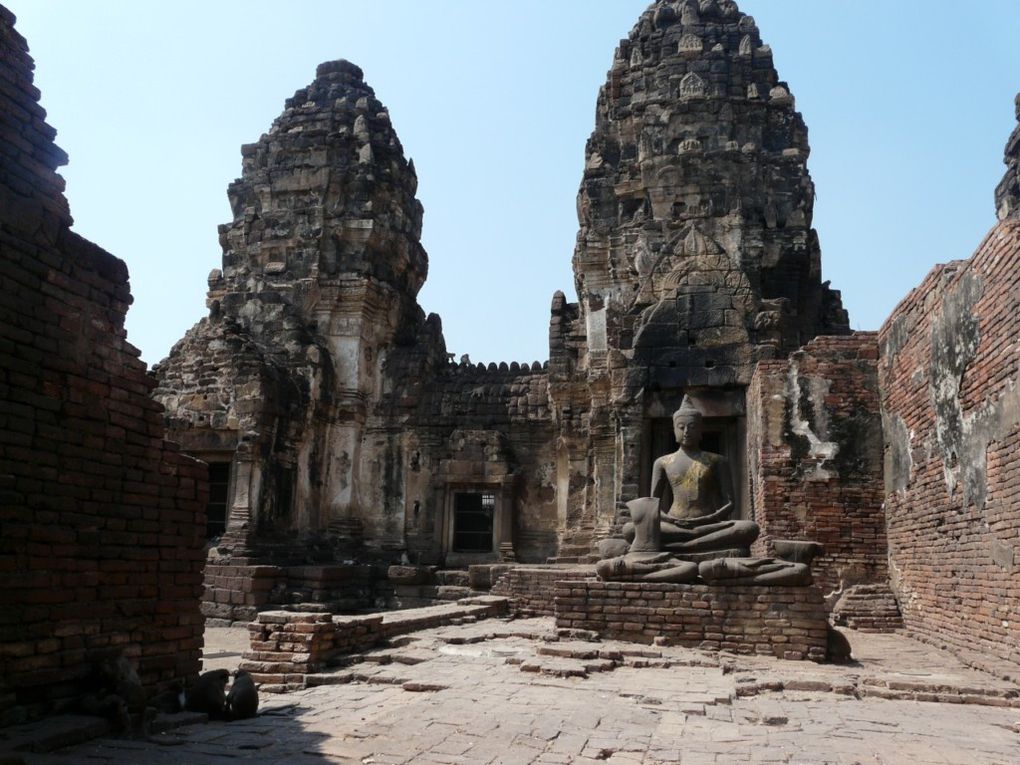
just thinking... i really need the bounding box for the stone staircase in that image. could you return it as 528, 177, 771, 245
832, 583, 904, 632
547, 526, 600, 564
387, 567, 483, 608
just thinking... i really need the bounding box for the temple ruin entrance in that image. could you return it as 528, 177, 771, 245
440, 481, 513, 565
206, 462, 231, 538
451, 492, 496, 553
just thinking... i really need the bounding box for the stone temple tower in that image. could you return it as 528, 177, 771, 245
550, 0, 850, 553
155, 60, 442, 557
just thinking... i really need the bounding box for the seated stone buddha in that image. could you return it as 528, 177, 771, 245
623, 395, 759, 558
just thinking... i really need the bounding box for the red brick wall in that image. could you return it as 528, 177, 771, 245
491, 565, 592, 617
879, 219, 1020, 671
747, 334, 887, 599
0, 7, 207, 723
554, 581, 829, 661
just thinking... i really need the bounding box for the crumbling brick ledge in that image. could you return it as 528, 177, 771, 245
240, 596, 508, 691
555, 580, 829, 662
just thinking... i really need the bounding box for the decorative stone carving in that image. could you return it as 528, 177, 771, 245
678, 136, 702, 154
633, 237, 656, 277
653, 4, 677, 30
679, 34, 703, 54
680, 1, 700, 25
678, 72, 706, 100
769, 85, 794, 107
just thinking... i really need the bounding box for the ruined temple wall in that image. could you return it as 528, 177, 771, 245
398, 363, 559, 564
0, 7, 207, 723
746, 334, 887, 600
879, 219, 1020, 670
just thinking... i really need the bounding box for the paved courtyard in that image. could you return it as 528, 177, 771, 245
11, 619, 1020, 765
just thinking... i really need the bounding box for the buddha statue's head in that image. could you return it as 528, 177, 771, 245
672, 395, 703, 449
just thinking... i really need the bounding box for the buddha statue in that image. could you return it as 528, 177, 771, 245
594, 497, 698, 583
623, 395, 759, 558
597, 396, 820, 586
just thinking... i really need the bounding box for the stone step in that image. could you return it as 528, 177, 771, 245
435, 585, 473, 600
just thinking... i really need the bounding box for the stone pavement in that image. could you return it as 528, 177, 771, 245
11, 619, 1020, 765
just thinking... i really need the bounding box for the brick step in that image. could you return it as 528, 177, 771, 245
832, 584, 904, 633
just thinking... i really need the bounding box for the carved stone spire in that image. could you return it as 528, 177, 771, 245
572, 0, 849, 383
995, 93, 1020, 221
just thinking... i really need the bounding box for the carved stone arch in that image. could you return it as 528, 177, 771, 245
670, 225, 725, 261
655, 164, 682, 188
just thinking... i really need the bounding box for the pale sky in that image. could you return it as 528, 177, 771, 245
7, 1, 1019, 365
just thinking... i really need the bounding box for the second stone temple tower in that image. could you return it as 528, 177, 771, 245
550, 0, 850, 553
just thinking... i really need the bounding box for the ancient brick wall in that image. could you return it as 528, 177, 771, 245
0, 8, 207, 723
200, 562, 281, 626
489, 565, 593, 618
879, 218, 1020, 671
555, 581, 828, 662
243, 598, 508, 692
746, 334, 887, 600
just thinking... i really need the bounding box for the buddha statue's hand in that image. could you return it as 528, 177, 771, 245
684, 501, 734, 527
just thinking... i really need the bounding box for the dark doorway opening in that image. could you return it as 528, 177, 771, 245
206, 462, 230, 538
452, 492, 495, 553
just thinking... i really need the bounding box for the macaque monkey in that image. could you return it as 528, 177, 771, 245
184, 669, 230, 719
226, 669, 259, 720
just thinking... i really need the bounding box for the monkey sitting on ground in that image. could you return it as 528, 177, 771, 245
184, 669, 230, 719
225, 669, 259, 720
79, 656, 145, 733
78, 656, 184, 745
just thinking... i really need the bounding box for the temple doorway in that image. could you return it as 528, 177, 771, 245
452, 491, 496, 553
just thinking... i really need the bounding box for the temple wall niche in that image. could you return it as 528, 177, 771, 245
0, 8, 206, 724
879, 217, 1020, 672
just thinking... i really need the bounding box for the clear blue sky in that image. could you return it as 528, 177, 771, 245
7, 1, 1019, 365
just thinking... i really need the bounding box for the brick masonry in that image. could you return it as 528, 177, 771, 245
879, 217, 1020, 672
554, 580, 829, 662
0, 7, 207, 724
747, 334, 890, 603
241, 597, 509, 691
491, 565, 594, 618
